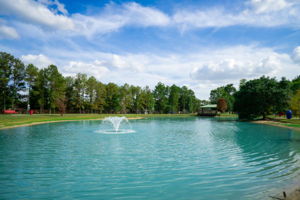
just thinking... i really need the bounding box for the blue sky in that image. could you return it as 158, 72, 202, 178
0, 0, 299, 99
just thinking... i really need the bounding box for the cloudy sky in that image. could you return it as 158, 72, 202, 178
0, 0, 299, 99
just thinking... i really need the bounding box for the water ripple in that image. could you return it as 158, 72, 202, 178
0, 118, 300, 199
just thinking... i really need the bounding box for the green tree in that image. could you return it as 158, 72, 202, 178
36, 68, 48, 112
137, 86, 154, 114
45, 65, 66, 113
65, 76, 76, 112
105, 83, 120, 113
0, 52, 26, 110
119, 84, 133, 114
168, 84, 180, 113
130, 85, 141, 113
291, 76, 300, 94
74, 73, 87, 113
234, 76, 291, 119
95, 82, 106, 113
179, 86, 189, 113
210, 84, 236, 111
25, 64, 39, 110
153, 82, 169, 113
86, 76, 98, 113
290, 90, 300, 116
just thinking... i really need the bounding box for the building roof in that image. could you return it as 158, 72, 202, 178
200, 104, 217, 108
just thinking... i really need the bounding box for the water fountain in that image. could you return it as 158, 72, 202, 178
97, 116, 135, 134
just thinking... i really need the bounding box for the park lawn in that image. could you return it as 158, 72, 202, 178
267, 117, 300, 129
0, 113, 196, 129
216, 113, 238, 118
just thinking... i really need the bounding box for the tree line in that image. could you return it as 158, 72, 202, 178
0, 52, 201, 114
209, 76, 300, 119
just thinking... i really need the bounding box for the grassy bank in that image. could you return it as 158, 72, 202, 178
251, 116, 300, 131
0, 113, 196, 130
216, 113, 238, 118
267, 117, 300, 128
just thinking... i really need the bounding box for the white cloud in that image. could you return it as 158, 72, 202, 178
190, 55, 281, 81
72, 2, 170, 36
249, 0, 291, 14
0, 0, 74, 30
0, 0, 170, 37
292, 46, 300, 63
62, 60, 109, 78
121, 2, 170, 26
0, 25, 19, 39
34, 45, 298, 99
1, 0, 299, 39
173, 0, 300, 30
38, 0, 68, 15
21, 54, 53, 68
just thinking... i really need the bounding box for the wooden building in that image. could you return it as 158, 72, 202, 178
198, 104, 218, 116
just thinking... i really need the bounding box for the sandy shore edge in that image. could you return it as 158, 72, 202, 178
0, 117, 144, 130
252, 120, 300, 132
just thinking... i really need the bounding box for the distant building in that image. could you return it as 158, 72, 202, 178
198, 104, 217, 116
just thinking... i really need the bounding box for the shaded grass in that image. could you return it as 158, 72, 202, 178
0, 113, 196, 129
264, 117, 300, 129
216, 113, 238, 118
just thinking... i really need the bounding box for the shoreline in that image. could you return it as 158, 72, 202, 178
0, 117, 144, 130
2, 116, 299, 132
252, 120, 300, 132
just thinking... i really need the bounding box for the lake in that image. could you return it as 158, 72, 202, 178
0, 117, 300, 199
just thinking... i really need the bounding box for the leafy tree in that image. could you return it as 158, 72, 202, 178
217, 98, 227, 113
65, 76, 76, 112
56, 96, 66, 116
210, 84, 236, 111
186, 89, 197, 113
74, 73, 87, 113
128, 85, 141, 113
25, 64, 39, 110
290, 90, 300, 116
94, 82, 106, 113
36, 68, 48, 112
0, 52, 26, 110
291, 76, 300, 93
153, 82, 169, 113
119, 84, 133, 114
105, 83, 120, 113
137, 86, 155, 113
234, 76, 291, 119
179, 86, 189, 113
168, 84, 180, 113
86, 76, 98, 113
0, 51, 204, 114
10, 59, 26, 109
45, 65, 66, 113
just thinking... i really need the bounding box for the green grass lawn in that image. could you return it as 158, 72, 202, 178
216, 113, 238, 118
267, 116, 300, 128
0, 113, 196, 129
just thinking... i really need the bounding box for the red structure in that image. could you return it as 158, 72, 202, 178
3, 110, 18, 114
29, 110, 34, 115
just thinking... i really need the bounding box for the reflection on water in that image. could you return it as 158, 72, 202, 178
0, 118, 300, 200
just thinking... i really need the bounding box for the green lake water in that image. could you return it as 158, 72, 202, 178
0, 117, 300, 199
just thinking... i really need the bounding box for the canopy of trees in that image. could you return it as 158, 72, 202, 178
209, 76, 299, 119
209, 84, 236, 111
234, 76, 291, 119
0, 52, 201, 114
